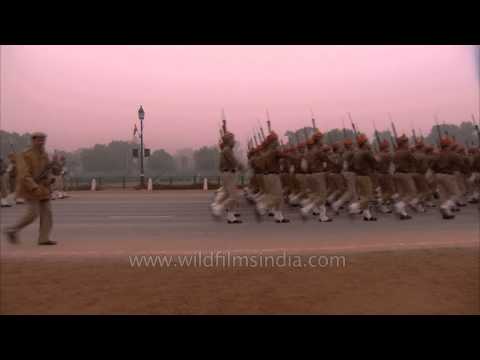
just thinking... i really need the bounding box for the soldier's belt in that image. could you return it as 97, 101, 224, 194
264, 172, 279, 175
221, 169, 236, 173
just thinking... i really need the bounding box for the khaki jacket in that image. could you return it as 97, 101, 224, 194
16, 147, 60, 200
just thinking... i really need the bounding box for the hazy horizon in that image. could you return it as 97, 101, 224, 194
1, 45, 478, 153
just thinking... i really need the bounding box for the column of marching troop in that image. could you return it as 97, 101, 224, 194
0, 152, 69, 208
210, 119, 480, 224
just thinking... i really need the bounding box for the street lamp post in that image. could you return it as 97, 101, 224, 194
138, 105, 145, 188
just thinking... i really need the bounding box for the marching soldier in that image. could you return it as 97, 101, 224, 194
467, 147, 480, 203
331, 138, 357, 213
3, 132, 62, 245
255, 131, 291, 223
211, 125, 244, 224
411, 139, 431, 212
349, 134, 377, 221
301, 132, 333, 222
1, 157, 11, 207
375, 139, 394, 214
325, 142, 346, 206
431, 137, 461, 219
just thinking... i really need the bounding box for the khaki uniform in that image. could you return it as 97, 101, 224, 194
326, 151, 345, 203
7, 147, 61, 244
261, 147, 285, 212
337, 148, 357, 205
352, 149, 377, 210
393, 149, 417, 204
305, 146, 331, 207
0, 159, 8, 199
412, 151, 431, 202
431, 150, 461, 203
376, 151, 395, 202
218, 146, 240, 211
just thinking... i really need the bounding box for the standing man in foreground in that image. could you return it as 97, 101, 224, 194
4, 132, 61, 245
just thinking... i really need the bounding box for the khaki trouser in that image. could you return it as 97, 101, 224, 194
377, 173, 395, 202
356, 175, 373, 210
296, 173, 309, 198
8, 199, 53, 244
307, 172, 328, 206
412, 173, 430, 202
338, 171, 358, 204
257, 174, 266, 193
454, 171, 467, 195
435, 173, 460, 203
327, 173, 346, 201
8, 176, 16, 194
289, 173, 301, 194
54, 175, 65, 192
280, 173, 291, 195
263, 174, 284, 211
393, 172, 417, 204
1, 173, 8, 198
220, 171, 239, 210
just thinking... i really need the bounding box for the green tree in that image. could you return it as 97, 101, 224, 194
147, 149, 175, 174
193, 146, 219, 173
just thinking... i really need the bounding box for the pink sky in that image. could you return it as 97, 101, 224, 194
1, 45, 478, 153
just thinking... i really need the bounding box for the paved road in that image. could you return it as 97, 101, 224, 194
1, 190, 478, 257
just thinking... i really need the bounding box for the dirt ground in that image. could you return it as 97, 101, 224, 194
1, 247, 478, 314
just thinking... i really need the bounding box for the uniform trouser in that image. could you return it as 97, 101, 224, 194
435, 173, 460, 204
425, 170, 437, 200
263, 174, 284, 211
8, 199, 52, 244
1, 174, 8, 198
306, 172, 328, 206
377, 173, 395, 202
289, 173, 301, 193
8, 176, 16, 193
54, 175, 64, 192
355, 175, 373, 210
296, 173, 309, 197
327, 173, 346, 200
337, 171, 357, 204
454, 171, 467, 196
280, 173, 291, 194
393, 172, 417, 204
249, 174, 259, 193
257, 174, 266, 193
412, 173, 430, 202
219, 172, 239, 211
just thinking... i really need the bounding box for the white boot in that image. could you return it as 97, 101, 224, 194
1, 198, 12, 207
348, 202, 361, 215
440, 200, 455, 219
468, 191, 479, 203
256, 201, 267, 216
301, 200, 315, 217
318, 205, 332, 222
6, 193, 15, 205
16, 197, 25, 204
379, 204, 392, 214
211, 202, 225, 217
226, 210, 242, 224
274, 210, 290, 223
362, 208, 377, 221
394, 201, 411, 220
